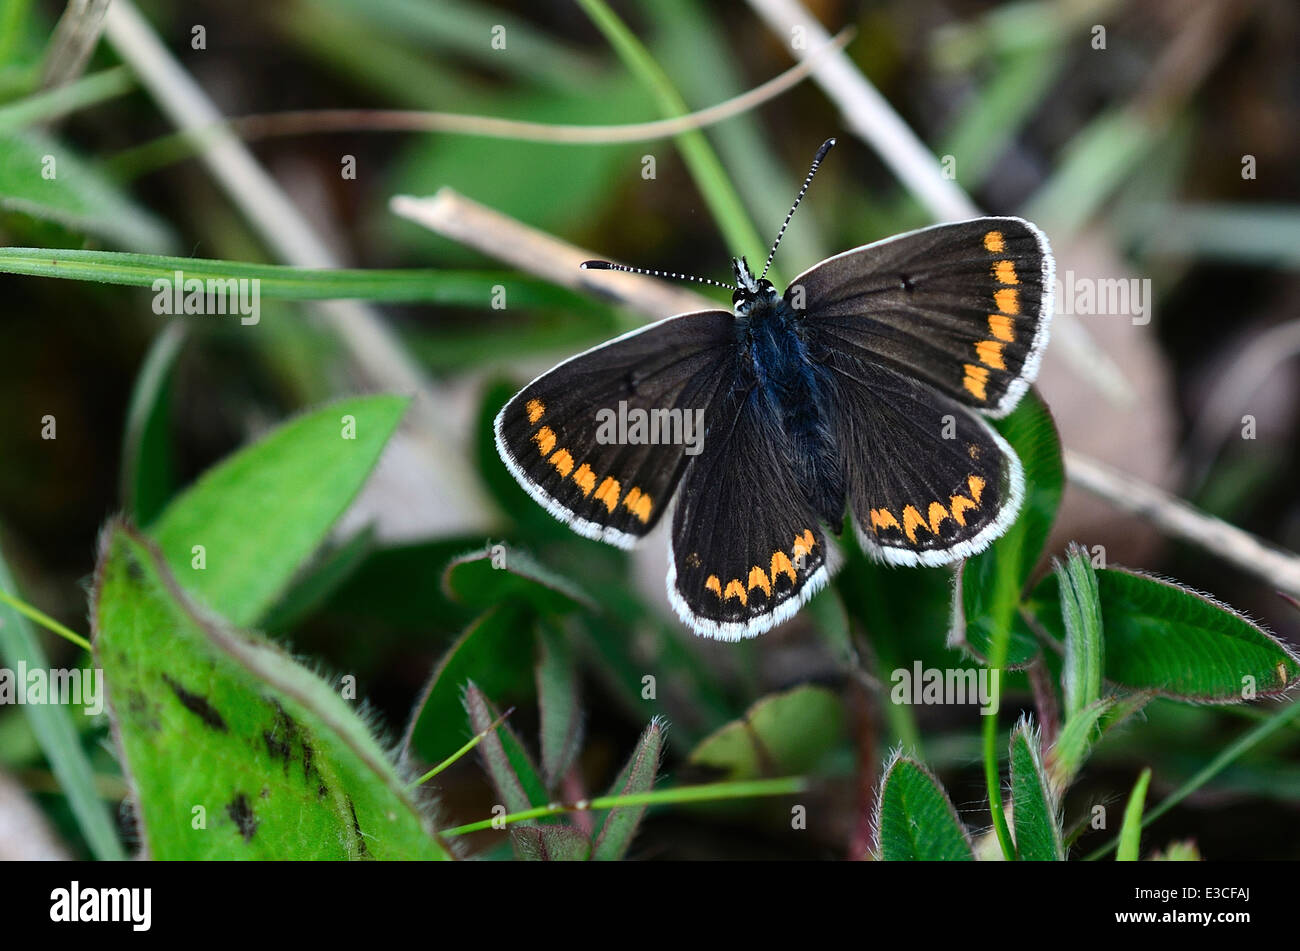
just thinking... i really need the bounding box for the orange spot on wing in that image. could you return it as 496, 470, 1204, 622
706, 575, 722, 597
968, 475, 986, 505
549, 448, 574, 477
950, 494, 976, 526
623, 487, 652, 523
770, 551, 796, 583
927, 501, 949, 535
747, 566, 772, 598
572, 463, 596, 496
594, 477, 621, 512
993, 260, 1019, 285
902, 505, 927, 544
975, 339, 1006, 369
984, 231, 1005, 253
533, 426, 556, 456
963, 364, 989, 401
988, 314, 1015, 342
870, 508, 900, 533
525, 399, 545, 424
994, 288, 1020, 315
792, 529, 816, 559
723, 579, 747, 606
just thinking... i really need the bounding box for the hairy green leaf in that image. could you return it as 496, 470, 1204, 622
875, 753, 973, 861
1009, 719, 1064, 860
92, 523, 448, 859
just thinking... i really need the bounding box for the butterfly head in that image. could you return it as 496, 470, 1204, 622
731, 257, 776, 314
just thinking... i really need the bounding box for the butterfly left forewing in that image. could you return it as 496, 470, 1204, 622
789, 216, 1053, 418
495, 310, 737, 548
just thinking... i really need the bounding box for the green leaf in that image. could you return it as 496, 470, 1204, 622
404, 605, 536, 767
1150, 839, 1201, 861
536, 620, 583, 787
462, 681, 549, 815
592, 718, 664, 860
92, 523, 449, 859
1117, 768, 1152, 861
875, 753, 974, 861
687, 685, 845, 781
0, 246, 589, 305
952, 391, 1063, 667
0, 131, 173, 251
149, 394, 409, 627
513, 825, 591, 861
443, 544, 595, 615
120, 324, 185, 525
1057, 543, 1104, 719
462, 682, 558, 859
1094, 568, 1300, 702
1046, 697, 1114, 793
1009, 719, 1065, 860
0, 540, 124, 860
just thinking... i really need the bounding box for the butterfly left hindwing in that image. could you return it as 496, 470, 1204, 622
668, 383, 831, 640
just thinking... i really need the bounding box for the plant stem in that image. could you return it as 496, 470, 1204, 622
983, 656, 1016, 860
410, 707, 515, 787
0, 590, 91, 652
441, 776, 807, 836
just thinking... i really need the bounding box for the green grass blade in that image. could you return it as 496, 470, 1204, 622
0, 246, 592, 307
1116, 768, 1151, 861
0, 543, 124, 860
120, 323, 185, 525
575, 0, 768, 272
0, 65, 134, 131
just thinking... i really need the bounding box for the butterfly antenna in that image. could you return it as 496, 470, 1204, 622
580, 260, 736, 291
760, 137, 836, 281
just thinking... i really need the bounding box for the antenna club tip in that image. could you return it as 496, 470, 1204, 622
580, 260, 611, 270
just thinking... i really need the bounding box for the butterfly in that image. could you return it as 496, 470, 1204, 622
495, 138, 1054, 640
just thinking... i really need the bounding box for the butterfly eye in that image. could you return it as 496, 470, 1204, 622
732, 289, 746, 306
